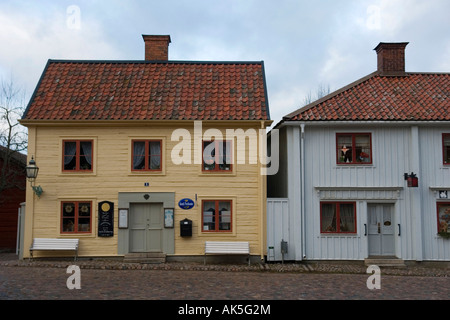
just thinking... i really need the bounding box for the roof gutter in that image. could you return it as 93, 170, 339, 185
19, 119, 273, 127
277, 120, 450, 128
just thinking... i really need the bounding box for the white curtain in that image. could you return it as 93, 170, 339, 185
81, 141, 92, 165
321, 204, 336, 232
133, 141, 145, 169
64, 142, 77, 165
149, 141, 161, 169
339, 204, 355, 232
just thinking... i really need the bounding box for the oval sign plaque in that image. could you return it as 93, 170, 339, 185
178, 198, 195, 210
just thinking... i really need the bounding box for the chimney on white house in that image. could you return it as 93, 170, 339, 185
142, 35, 171, 61
374, 42, 409, 75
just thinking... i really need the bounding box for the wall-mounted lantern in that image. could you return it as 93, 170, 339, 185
25, 156, 43, 197
404, 172, 418, 188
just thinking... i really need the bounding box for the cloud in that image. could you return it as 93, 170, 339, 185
0, 0, 448, 124
0, 3, 118, 95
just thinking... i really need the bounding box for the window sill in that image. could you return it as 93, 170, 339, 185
200, 170, 236, 177
59, 233, 95, 238
199, 232, 236, 237
59, 172, 96, 177
319, 233, 359, 237
335, 165, 375, 168
129, 171, 166, 176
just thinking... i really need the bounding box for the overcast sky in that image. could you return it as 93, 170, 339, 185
1, 0, 449, 125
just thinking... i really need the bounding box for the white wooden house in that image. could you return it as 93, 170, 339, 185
267, 42, 450, 264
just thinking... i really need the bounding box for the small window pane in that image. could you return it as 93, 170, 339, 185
444, 134, 450, 165
78, 203, 91, 216
218, 201, 231, 230
437, 203, 450, 233
203, 201, 215, 231
133, 141, 146, 170
219, 141, 232, 170
339, 203, 355, 232
337, 135, 353, 163
355, 135, 371, 163
62, 202, 75, 232
149, 141, 161, 170
80, 141, 92, 170
203, 141, 216, 170
62, 218, 75, 232
321, 203, 336, 232
63, 203, 75, 217
64, 142, 77, 170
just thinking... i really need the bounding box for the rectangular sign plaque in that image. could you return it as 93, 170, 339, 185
98, 201, 114, 237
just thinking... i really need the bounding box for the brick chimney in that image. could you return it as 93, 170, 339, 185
374, 42, 409, 75
142, 35, 171, 61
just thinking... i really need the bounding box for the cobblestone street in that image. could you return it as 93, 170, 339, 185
0, 253, 449, 301
1, 264, 449, 301
0, 253, 449, 318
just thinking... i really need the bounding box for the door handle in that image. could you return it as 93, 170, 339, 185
364, 224, 367, 236
377, 223, 381, 234
398, 224, 401, 236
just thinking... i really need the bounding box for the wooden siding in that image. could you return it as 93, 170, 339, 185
23, 122, 266, 259
275, 123, 450, 261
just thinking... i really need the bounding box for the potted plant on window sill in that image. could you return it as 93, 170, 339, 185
438, 231, 450, 239
438, 219, 450, 238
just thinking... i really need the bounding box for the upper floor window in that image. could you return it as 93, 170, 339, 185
202, 140, 232, 172
336, 133, 372, 165
63, 140, 93, 172
443, 134, 450, 165
132, 140, 162, 171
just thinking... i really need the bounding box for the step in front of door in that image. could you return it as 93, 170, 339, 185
365, 256, 406, 268
124, 252, 166, 264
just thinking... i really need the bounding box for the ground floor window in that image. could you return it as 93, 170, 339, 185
320, 202, 356, 233
202, 200, 232, 232
61, 201, 92, 233
437, 202, 450, 234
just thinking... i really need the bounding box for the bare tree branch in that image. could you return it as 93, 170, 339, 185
0, 76, 28, 195
302, 83, 331, 106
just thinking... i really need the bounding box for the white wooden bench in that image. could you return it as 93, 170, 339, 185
204, 241, 250, 265
30, 238, 79, 261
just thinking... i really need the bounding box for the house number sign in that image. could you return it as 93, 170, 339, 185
98, 201, 114, 237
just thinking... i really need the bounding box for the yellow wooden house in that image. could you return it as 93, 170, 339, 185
19, 35, 271, 263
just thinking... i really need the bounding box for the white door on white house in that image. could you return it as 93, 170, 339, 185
368, 204, 395, 256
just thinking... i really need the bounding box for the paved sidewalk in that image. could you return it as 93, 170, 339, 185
1, 252, 449, 277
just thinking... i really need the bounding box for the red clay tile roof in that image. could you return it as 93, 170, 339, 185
285, 72, 449, 121
22, 60, 270, 121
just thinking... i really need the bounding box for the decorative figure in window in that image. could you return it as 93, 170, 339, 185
64, 220, 74, 232
341, 145, 351, 163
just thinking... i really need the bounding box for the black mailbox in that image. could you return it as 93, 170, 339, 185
180, 218, 192, 237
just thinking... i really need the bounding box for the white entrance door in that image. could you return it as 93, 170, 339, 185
129, 203, 163, 252
368, 204, 395, 256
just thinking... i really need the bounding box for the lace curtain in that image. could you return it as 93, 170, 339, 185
64, 142, 77, 165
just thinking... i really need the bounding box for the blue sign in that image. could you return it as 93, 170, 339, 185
178, 198, 195, 210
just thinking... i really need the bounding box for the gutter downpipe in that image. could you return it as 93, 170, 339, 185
300, 123, 306, 260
